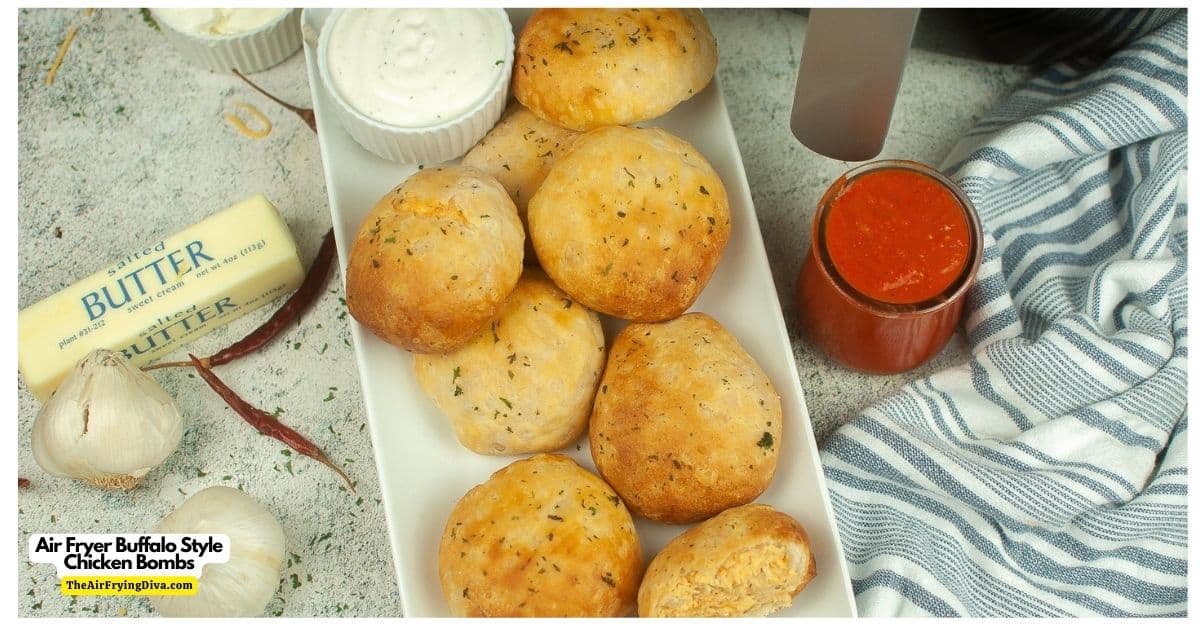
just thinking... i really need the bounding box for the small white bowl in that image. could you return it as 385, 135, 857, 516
153, 8, 302, 74
316, 8, 515, 164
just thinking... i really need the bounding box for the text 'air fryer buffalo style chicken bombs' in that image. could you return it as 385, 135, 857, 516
528, 125, 731, 322
590, 313, 782, 524
513, 8, 718, 131
638, 503, 816, 617
345, 165, 524, 354
438, 454, 643, 617
414, 270, 605, 455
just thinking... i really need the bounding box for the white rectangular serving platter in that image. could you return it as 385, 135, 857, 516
302, 8, 856, 618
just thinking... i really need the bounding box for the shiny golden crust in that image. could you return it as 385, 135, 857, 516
638, 504, 816, 617
513, 8, 718, 130
528, 126, 731, 322
438, 454, 644, 617
461, 103, 581, 225
589, 313, 781, 524
345, 165, 524, 353
414, 270, 605, 455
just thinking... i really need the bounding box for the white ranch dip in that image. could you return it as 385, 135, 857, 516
325, 9, 509, 128
155, 8, 287, 37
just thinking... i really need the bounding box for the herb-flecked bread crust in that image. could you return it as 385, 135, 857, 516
527, 125, 731, 322
414, 270, 605, 455
589, 313, 782, 524
513, 8, 718, 130
461, 103, 581, 222
461, 103, 582, 262
345, 165, 524, 354
438, 454, 644, 617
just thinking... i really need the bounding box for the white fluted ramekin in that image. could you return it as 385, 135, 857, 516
316, 8, 514, 164
153, 8, 302, 74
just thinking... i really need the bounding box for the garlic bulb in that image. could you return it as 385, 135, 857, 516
31, 348, 185, 490
152, 486, 286, 617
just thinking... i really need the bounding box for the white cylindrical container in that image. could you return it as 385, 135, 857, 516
153, 8, 302, 74
316, 8, 515, 164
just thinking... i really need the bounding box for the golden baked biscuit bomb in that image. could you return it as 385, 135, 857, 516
345, 165, 524, 354
514, 8, 718, 130
528, 125, 731, 322
639, 503, 816, 617
461, 103, 581, 226
439, 454, 643, 617
590, 313, 782, 524
462, 103, 582, 262
414, 270, 605, 455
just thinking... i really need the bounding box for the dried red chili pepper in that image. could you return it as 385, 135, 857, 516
188, 353, 354, 491
148, 227, 337, 371
207, 227, 336, 367
233, 68, 317, 133
18, 477, 31, 489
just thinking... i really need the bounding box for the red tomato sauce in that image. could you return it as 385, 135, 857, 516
825, 169, 970, 304
795, 161, 980, 374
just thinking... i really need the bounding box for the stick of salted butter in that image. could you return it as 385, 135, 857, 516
18, 194, 305, 401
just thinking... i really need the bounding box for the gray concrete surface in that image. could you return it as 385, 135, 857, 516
15, 8, 1031, 617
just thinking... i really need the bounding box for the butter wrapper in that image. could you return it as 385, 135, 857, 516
18, 194, 305, 401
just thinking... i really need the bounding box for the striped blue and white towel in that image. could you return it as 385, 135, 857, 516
819, 11, 1187, 617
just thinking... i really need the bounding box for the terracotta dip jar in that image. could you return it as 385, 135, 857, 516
796, 160, 983, 374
